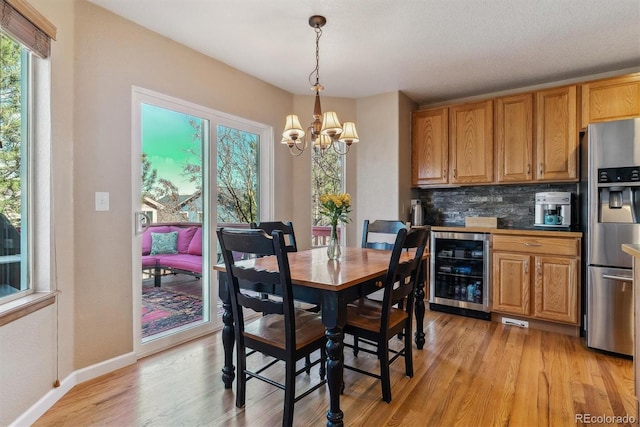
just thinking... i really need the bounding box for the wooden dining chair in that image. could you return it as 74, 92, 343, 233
250, 221, 297, 252
217, 227, 326, 426
362, 219, 407, 250
359, 219, 409, 304
343, 227, 428, 403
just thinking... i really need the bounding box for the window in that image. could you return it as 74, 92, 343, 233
216, 125, 260, 224
0, 32, 30, 302
311, 148, 344, 246
0, 0, 55, 309
141, 104, 204, 224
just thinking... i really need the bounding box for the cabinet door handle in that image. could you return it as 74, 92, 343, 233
539, 163, 543, 177
527, 164, 530, 175
524, 242, 542, 247
453, 168, 457, 179
443, 167, 447, 177
524, 260, 528, 274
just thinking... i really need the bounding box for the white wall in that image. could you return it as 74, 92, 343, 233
355, 92, 408, 243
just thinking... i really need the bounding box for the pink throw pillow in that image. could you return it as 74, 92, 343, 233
142, 226, 170, 255
171, 226, 198, 253
187, 227, 202, 256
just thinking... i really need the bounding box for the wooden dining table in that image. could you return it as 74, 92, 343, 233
214, 246, 428, 427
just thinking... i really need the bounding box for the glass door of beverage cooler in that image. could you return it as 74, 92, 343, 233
429, 231, 491, 317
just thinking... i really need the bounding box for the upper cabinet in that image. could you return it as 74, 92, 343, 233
495, 93, 533, 183
449, 100, 494, 184
581, 73, 640, 129
535, 85, 578, 182
411, 108, 449, 186
411, 73, 639, 188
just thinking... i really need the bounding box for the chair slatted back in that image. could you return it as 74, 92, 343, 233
362, 220, 407, 250
251, 221, 297, 252
217, 227, 296, 346
381, 227, 428, 331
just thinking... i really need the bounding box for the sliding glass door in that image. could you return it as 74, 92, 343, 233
132, 87, 273, 358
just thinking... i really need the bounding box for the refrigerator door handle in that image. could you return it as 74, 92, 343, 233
601, 274, 633, 282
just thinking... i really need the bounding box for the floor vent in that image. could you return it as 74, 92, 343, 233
501, 317, 529, 328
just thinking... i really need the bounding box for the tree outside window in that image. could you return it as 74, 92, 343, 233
0, 33, 28, 299
141, 110, 259, 226
311, 148, 343, 245
216, 125, 259, 224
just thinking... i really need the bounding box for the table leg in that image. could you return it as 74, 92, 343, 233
221, 301, 235, 389
414, 260, 426, 350
326, 326, 344, 427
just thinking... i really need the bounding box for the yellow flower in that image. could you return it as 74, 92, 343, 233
319, 192, 352, 226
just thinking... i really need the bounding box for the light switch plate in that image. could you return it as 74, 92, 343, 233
95, 192, 110, 211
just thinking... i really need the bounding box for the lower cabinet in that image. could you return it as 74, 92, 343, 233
492, 234, 580, 325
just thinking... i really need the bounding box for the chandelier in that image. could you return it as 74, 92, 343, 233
281, 15, 359, 156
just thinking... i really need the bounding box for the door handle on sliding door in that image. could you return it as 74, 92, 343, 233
135, 211, 151, 235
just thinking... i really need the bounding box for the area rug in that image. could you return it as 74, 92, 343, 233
142, 287, 203, 338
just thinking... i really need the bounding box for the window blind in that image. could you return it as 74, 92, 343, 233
1, 0, 56, 58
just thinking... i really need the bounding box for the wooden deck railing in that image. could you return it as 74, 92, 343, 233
312, 225, 341, 246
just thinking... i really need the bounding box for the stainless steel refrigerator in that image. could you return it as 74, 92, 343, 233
584, 118, 640, 356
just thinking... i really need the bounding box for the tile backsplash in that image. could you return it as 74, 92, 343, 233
418, 183, 578, 229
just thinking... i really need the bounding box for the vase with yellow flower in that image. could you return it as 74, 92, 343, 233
319, 192, 351, 260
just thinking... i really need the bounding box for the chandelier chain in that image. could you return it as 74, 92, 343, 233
309, 25, 323, 89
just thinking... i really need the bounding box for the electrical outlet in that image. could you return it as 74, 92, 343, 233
501, 317, 529, 328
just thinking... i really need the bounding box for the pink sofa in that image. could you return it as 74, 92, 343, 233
142, 223, 202, 287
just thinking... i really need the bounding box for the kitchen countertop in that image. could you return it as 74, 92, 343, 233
430, 225, 582, 238
622, 243, 640, 258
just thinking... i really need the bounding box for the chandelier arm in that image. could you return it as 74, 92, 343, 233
332, 140, 350, 156
288, 138, 308, 156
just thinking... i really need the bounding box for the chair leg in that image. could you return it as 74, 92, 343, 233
320, 346, 326, 380
305, 355, 311, 374
379, 341, 392, 403
397, 299, 405, 339
236, 346, 247, 408
283, 358, 296, 427
353, 335, 359, 356
405, 323, 414, 377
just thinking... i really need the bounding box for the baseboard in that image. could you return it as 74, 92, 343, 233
74, 351, 137, 384
10, 352, 137, 427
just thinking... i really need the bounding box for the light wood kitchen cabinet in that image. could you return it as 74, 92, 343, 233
449, 100, 494, 184
411, 108, 449, 186
535, 85, 578, 182
533, 255, 578, 323
581, 73, 640, 129
492, 252, 530, 315
492, 234, 580, 325
495, 93, 533, 183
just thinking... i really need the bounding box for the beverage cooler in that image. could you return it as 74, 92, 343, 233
430, 231, 491, 320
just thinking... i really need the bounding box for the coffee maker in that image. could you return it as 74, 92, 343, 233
534, 192, 573, 229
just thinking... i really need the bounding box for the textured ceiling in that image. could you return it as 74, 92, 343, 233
88, 0, 640, 104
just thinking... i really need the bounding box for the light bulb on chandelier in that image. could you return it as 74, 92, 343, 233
281, 15, 359, 156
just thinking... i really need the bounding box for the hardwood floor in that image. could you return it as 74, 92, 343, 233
34, 310, 635, 426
